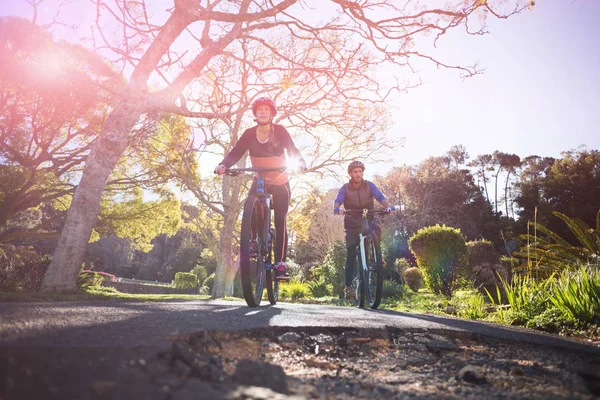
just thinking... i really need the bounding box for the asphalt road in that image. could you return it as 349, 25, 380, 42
1, 299, 596, 351
1, 299, 599, 400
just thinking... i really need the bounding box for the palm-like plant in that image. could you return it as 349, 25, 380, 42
515, 209, 600, 273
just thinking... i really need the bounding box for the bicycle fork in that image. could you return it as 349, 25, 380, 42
352, 232, 367, 299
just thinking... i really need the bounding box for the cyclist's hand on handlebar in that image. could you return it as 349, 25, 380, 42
333, 207, 344, 215
214, 164, 226, 175
385, 207, 397, 215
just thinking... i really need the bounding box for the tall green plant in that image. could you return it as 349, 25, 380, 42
548, 264, 600, 325
515, 209, 600, 273
486, 274, 550, 324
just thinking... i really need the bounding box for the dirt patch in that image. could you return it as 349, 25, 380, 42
74, 327, 600, 399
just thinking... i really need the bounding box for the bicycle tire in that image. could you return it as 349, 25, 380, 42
240, 195, 266, 307
363, 233, 383, 309
265, 229, 279, 305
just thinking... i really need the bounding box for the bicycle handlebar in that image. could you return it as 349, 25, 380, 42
223, 167, 289, 177
338, 209, 394, 216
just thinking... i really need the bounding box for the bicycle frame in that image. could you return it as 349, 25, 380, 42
225, 166, 287, 307
344, 209, 388, 308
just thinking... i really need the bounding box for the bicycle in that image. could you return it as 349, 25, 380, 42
341, 209, 391, 309
224, 166, 288, 307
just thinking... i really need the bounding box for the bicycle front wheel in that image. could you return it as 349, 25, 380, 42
265, 229, 279, 305
240, 195, 266, 307
363, 233, 383, 309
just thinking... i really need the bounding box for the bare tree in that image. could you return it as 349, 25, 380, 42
37, 0, 528, 291
166, 32, 396, 297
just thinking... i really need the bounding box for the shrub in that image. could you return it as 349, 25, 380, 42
408, 225, 468, 297
382, 279, 404, 300
394, 258, 412, 274
174, 272, 198, 289
311, 240, 346, 297
280, 281, 308, 301
500, 256, 519, 273
77, 270, 104, 289
198, 285, 211, 295
404, 267, 424, 292
0, 245, 51, 292
190, 265, 208, 285
284, 259, 305, 282
307, 277, 331, 298
467, 239, 500, 271
203, 273, 215, 292
472, 263, 509, 303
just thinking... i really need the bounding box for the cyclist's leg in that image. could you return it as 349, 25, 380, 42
267, 182, 291, 279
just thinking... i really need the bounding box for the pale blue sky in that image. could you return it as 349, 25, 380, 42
383, 0, 600, 172
2, 0, 598, 180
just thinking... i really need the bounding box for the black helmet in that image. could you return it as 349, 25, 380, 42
252, 97, 277, 117
347, 160, 365, 174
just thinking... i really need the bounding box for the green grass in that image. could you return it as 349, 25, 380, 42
386, 288, 449, 313
0, 285, 211, 302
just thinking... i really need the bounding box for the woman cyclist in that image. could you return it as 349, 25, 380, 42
215, 97, 306, 281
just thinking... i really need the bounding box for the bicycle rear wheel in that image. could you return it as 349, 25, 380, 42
363, 233, 383, 309
265, 229, 279, 305
240, 195, 266, 307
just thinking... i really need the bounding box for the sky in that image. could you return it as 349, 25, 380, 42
382, 0, 600, 173
1, 0, 599, 183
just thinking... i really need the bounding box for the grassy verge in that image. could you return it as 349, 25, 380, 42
0, 285, 211, 303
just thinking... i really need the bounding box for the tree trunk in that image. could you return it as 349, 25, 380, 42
225, 256, 240, 296
504, 170, 511, 218
41, 101, 142, 291
212, 168, 245, 298
482, 169, 490, 204
212, 213, 235, 298
494, 168, 501, 215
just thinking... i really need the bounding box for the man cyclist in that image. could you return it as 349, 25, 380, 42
333, 160, 394, 299
215, 97, 306, 281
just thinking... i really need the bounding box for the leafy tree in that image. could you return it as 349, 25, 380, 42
491, 151, 520, 216
515, 149, 600, 244
468, 154, 495, 204
0, 18, 187, 247
375, 153, 502, 246
93, 189, 181, 252
136, 227, 204, 282
84, 236, 136, 276
33, 0, 529, 291
0, 17, 120, 241
513, 155, 555, 230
